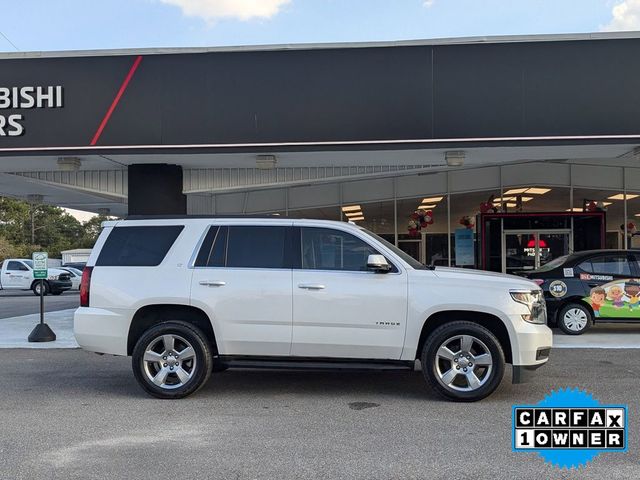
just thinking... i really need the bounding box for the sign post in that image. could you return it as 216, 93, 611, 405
28, 252, 56, 343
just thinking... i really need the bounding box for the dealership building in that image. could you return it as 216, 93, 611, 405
2, 32, 640, 272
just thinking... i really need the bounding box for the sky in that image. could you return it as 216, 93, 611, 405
0, 0, 639, 54
2, 0, 640, 222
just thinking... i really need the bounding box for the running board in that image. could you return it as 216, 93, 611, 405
218, 356, 416, 371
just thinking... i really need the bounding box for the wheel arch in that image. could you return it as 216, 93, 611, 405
416, 310, 513, 363
127, 304, 218, 356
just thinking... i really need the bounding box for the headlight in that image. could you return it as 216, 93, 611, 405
510, 289, 547, 324
47, 275, 59, 280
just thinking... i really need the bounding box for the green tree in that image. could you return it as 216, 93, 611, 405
0, 196, 103, 259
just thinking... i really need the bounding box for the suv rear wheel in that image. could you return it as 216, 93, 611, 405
132, 321, 213, 399
421, 321, 505, 402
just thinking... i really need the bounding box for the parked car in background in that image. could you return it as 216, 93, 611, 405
74, 217, 552, 402
0, 259, 72, 295
62, 262, 87, 271
61, 267, 83, 290
520, 249, 640, 335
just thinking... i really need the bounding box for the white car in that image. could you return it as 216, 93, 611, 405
0, 259, 73, 295
61, 267, 83, 290
74, 217, 552, 401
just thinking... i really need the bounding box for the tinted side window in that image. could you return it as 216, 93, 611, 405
7, 261, 27, 271
195, 226, 228, 268
301, 228, 380, 271
96, 226, 184, 267
226, 226, 287, 269
579, 255, 631, 276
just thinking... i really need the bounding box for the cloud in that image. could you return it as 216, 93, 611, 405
159, 0, 291, 22
602, 0, 640, 31
423, 0, 435, 6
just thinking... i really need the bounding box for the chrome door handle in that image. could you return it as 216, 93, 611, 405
298, 283, 325, 290
199, 280, 226, 287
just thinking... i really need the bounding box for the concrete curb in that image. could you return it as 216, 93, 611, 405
0, 309, 78, 349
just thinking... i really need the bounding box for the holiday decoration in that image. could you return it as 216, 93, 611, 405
621, 221, 638, 237
479, 195, 498, 214
459, 215, 475, 229
408, 209, 434, 237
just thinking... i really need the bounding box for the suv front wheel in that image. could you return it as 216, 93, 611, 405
421, 321, 505, 402
132, 321, 213, 399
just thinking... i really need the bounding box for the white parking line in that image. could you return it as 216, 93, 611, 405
0, 309, 78, 348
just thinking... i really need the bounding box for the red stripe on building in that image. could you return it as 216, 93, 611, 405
89, 55, 143, 146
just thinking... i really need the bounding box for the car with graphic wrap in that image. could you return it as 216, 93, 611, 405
521, 249, 640, 334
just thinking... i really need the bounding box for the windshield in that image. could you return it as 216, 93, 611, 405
531, 255, 569, 273
359, 227, 427, 270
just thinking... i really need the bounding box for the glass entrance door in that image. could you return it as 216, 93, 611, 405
502, 229, 572, 274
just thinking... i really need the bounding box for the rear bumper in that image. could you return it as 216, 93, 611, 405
73, 307, 131, 356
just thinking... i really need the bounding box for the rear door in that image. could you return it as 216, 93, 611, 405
577, 253, 637, 319
190, 224, 294, 356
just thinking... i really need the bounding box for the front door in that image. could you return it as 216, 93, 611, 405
190, 224, 294, 356
4, 260, 32, 288
291, 227, 408, 359
502, 229, 571, 274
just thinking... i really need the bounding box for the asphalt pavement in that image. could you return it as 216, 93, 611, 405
0, 290, 79, 318
1, 348, 637, 480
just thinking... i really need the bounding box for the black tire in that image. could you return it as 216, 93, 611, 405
132, 321, 213, 399
32, 281, 49, 296
421, 321, 505, 402
557, 303, 593, 335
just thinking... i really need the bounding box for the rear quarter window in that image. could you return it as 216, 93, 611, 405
96, 225, 184, 267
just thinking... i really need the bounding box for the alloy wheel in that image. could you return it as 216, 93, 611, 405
142, 334, 197, 390
434, 334, 493, 392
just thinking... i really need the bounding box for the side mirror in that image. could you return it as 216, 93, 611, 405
367, 254, 391, 273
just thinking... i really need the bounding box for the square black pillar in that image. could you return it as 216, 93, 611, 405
128, 164, 187, 215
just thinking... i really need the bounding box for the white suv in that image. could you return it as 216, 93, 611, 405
74, 217, 552, 402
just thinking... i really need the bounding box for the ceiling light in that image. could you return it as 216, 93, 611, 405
445, 151, 465, 167
505, 203, 517, 208
566, 208, 584, 212
494, 197, 516, 203
602, 202, 613, 206
422, 196, 444, 203
520, 197, 534, 202
525, 188, 551, 195
503, 188, 528, 195
342, 205, 361, 212
419, 204, 436, 210
608, 193, 639, 200
504, 187, 551, 195
344, 211, 363, 217
256, 155, 277, 170
349, 216, 365, 221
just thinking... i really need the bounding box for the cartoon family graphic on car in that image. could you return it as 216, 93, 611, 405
587, 280, 640, 317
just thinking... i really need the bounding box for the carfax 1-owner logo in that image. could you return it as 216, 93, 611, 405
512, 388, 628, 468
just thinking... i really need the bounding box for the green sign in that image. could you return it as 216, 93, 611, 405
32, 252, 48, 279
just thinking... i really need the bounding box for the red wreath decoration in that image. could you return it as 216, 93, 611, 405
479, 195, 498, 214
408, 209, 434, 237
459, 215, 475, 229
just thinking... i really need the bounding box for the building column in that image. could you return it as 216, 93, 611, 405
128, 164, 187, 216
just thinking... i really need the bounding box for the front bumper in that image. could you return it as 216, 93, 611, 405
508, 313, 552, 383
49, 279, 72, 291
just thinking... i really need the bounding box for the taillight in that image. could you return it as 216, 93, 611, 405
531, 279, 545, 287
80, 267, 93, 307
